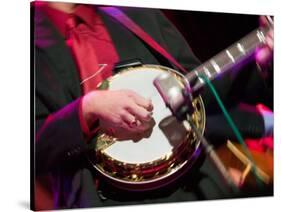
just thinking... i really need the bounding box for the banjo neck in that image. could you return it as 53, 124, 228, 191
187, 25, 272, 93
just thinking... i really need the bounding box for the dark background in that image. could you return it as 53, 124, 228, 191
163, 9, 260, 62
163, 10, 273, 110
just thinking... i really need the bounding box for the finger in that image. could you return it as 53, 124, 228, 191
120, 111, 139, 128
256, 47, 272, 66
146, 99, 154, 112
135, 97, 154, 112
259, 16, 268, 27
268, 29, 273, 39
135, 121, 153, 132
118, 121, 135, 132
121, 112, 135, 125
127, 91, 154, 111
118, 122, 148, 135
266, 38, 274, 50
266, 34, 274, 50
127, 103, 152, 122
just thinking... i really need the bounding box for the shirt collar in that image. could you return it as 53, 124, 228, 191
41, 3, 99, 38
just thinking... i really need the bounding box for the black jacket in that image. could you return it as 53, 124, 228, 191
34, 5, 202, 174
32, 4, 271, 209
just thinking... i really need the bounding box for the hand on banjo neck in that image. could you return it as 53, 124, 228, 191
255, 16, 274, 77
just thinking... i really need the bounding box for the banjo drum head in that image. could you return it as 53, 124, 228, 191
92, 65, 205, 191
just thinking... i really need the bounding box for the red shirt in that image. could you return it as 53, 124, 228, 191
41, 3, 119, 137
42, 4, 119, 81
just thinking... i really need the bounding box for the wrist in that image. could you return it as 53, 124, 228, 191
81, 92, 100, 128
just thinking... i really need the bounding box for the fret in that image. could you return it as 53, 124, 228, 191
239, 28, 268, 54
210, 59, 221, 73
203, 66, 212, 78
236, 43, 246, 55
226, 44, 245, 61
226, 50, 235, 63
194, 70, 204, 83
212, 51, 235, 71
256, 30, 266, 43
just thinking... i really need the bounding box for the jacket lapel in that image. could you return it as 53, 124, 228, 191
97, 7, 165, 72
97, 7, 175, 73
34, 6, 81, 100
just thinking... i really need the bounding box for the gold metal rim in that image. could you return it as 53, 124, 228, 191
92, 64, 206, 185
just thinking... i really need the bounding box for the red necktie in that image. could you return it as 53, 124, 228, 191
65, 14, 103, 94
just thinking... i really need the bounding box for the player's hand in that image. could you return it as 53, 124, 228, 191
255, 16, 273, 69
82, 89, 154, 133
99, 117, 156, 142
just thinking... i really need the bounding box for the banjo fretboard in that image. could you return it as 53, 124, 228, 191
187, 26, 271, 92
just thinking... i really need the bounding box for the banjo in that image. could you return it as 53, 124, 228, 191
89, 22, 272, 191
